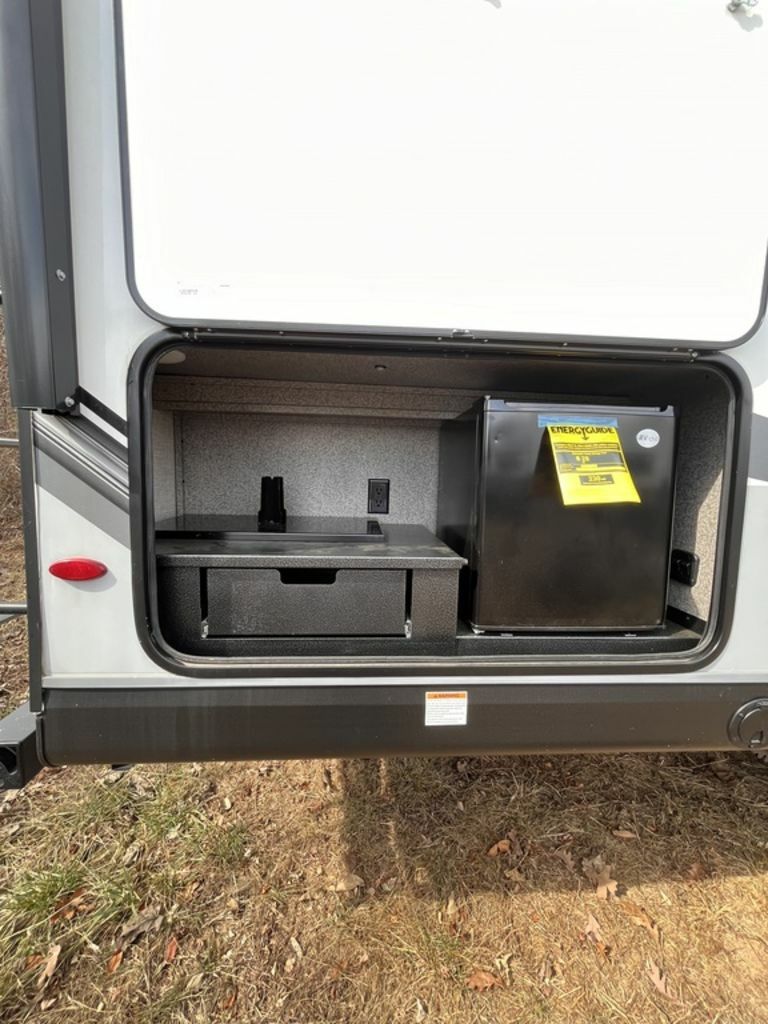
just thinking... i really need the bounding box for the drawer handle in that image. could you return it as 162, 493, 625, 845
278, 569, 338, 585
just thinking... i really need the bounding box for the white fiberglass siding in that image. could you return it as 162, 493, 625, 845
120, 0, 768, 342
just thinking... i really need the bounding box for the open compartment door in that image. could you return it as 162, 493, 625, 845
118, 0, 768, 346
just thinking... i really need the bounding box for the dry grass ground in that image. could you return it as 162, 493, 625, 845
1, 317, 768, 1024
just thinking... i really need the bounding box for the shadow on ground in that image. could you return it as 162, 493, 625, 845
338, 752, 768, 895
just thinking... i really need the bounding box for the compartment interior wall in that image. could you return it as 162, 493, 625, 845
153, 347, 735, 632
175, 412, 442, 528
668, 387, 726, 620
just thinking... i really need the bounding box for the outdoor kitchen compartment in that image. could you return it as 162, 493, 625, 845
437, 400, 677, 632
147, 342, 737, 665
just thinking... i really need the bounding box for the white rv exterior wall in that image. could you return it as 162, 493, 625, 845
35, 0, 768, 689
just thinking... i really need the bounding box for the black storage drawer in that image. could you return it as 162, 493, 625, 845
206, 568, 407, 637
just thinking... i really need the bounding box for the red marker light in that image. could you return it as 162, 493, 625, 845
49, 558, 108, 581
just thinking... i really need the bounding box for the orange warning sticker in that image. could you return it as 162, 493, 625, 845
425, 691, 468, 726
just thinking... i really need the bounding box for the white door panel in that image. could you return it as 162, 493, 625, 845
120, 0, 768, 341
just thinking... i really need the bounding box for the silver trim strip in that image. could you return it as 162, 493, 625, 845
35, 450, 130, 546
32, 412, 130, 546
32, 412, 129, 511
39, 670, 768, 690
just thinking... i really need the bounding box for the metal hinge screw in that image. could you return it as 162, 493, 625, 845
63, 395, 76, 408
55, 268, 67, 282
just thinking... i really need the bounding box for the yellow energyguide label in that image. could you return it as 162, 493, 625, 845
546, 424, 641, 506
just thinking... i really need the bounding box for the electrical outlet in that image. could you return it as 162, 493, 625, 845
367, 478, 390, 515
670, 549, 699, 587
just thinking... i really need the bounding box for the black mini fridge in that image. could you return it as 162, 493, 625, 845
437, 400, 677, 632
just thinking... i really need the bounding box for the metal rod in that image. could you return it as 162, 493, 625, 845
0, 437, 19, 447
0, 603, 27, 615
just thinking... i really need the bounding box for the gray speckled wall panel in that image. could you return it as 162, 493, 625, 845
152, 409, 177, 521
668, 392, 726, 620
179, 412, 441, 529
155, 375, 476, 420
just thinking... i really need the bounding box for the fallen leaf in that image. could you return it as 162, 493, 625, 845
504, 867, 525, 883
582, 854, 618, 900
25, 954, 45, 972
686, 861, 709, 882
494, 952, 515, 978
612, 829, 638, 840
289, 936, 304, 960
219, 987, 238, 1012
106, 950, 124, 974
37, 945, 62, 990
440, 895, 470, 939
117, 905, 163, 950
163, 936, 179, 964
583, 913, 602, 941
598, 877, 618, 901
103, 769, 127, 787
51, 887, 91, 924
415, 996, 428, 1021
330, 873, 364, 893
647, 961, 680, 1003
284, 956, 297, 974
222, 796, 233, 811
328, 960, 349, 981
40, 997, 57, 1011
553, 846, 576, 872
487, 838, 512, 858
619, 899, 661, 943
122, 840, 143, 867
581, 913, 612, 961
466, 968, 502, 992
441, 895, 460, 924
707, 758, 734, 782
538, 957, 559, 984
